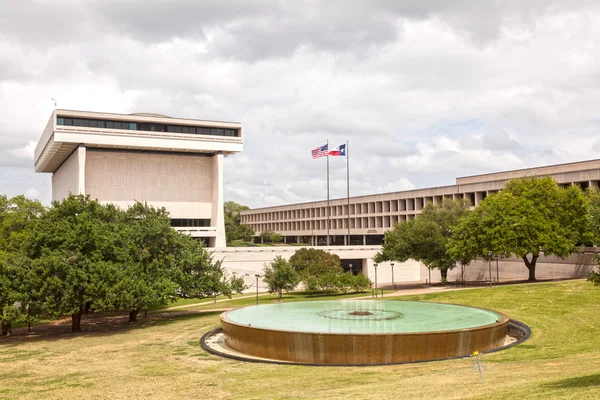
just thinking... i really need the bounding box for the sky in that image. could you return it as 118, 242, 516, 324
2, 0, 600, 208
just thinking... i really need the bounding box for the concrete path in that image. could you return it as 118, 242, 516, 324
166, 292, 271, 310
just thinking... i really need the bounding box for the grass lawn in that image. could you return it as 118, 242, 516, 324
155, 289, 395, 313
1, 280, 599, 399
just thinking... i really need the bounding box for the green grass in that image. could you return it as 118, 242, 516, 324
1, 280, 599, 399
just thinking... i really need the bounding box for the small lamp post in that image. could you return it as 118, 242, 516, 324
391, 262, 395, 291
486, 251, 492, 287
374, 263, 378, 298
349, 263, 353, 275
495, 256, 500, 283
255, 274, 261, 305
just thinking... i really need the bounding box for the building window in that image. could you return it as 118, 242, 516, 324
57, 116, 239, 137
170, 219, 211, 228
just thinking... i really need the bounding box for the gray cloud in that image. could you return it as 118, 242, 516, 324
3, 1, 600, 208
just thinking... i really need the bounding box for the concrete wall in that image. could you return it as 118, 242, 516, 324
52, 148, 81, 201
215, 246, 598, 291
85, 149, 213, 219
213, 246, 421, 290
422, 253, 597, 284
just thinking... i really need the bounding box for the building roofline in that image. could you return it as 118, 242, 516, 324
240, 184, 459, 213
55, 108, 242, 125
456, 158, 600, 181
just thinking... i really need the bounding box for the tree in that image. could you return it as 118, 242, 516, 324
262, 256, 300, 298
351, 273, 372, 293
336, 271, 355, 294
260, 230, 275, 243
589, 270, 600, 286
449, 177, 591, 281
585, 188, 600, 287
0, 251, 17, 335
114, 202, 182, 322
270, 232, 283, 243
176, 234, 242, 301
289, 248, 343, 280
376, 199, 471, 282
0, 195, 45, 252
224, 201, 253, 243
25, 195, 124, 332
0, 195, 45, 335
236, 224, 255, 242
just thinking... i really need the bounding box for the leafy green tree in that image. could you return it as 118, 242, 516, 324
584, 188, 600, 286
336, 271, 354, 294
589, 270, 600, 286
0, 251, 17, 335
270, 232, 284, 243
262, 256, 300, 298
114, 202, 182, 322
224, 201, 253, 243
25, 194, 124, 332
449, 177, 591, 281
0, 195, 45, 252
260, 230, 275, 243
351, 273, 372, 293
0, 195, 45, 335
376, 199, 471, 282
236, 224, 255, 242
317, 271, 340, 293
289, 248, 343, 281
175, 234, 242, 300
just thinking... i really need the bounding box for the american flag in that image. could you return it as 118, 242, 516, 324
311, 144, 329, 159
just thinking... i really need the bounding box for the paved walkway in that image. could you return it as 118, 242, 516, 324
164, 278, 577, 311
166, 292, 271, 310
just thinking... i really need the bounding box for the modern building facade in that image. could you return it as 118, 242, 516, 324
241, 159, 600, 246
35, 109, 243, 247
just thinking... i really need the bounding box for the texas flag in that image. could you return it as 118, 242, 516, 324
328, 144, 346, 156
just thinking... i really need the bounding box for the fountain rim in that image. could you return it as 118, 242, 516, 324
220, 300, 510, 337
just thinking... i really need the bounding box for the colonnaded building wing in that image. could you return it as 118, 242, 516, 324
240, 159, 600, 247
34, 109, 243, 248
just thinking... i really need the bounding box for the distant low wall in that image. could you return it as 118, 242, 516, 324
214, 246, 598, 290
421, 252, 597, 284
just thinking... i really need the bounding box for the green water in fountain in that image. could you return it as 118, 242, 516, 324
226, 300, 501, 334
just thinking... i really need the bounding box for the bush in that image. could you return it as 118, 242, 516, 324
588, 269, 600, 286
270, 232, 284, 243
303, 275, 320, 293
318, 272, 339, 293
351, 273, 372, 293
336, 272, 355, 294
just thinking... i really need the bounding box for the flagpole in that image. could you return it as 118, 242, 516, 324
327, 139, 330, 246
346, 141, 350, 246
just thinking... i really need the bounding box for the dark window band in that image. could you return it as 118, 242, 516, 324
57, 116, 238, 137
170, 219, 211, 228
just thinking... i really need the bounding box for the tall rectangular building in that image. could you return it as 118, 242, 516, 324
34, 109, 243, 247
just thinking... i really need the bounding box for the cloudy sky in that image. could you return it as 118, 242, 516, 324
2, 0, 600, 208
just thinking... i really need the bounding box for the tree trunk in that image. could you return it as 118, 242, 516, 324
1, 321, 12, 336
440, 268, 448, 283
522, 254, 539, 281
71, 311, 82, 332
129, 310, 138, 323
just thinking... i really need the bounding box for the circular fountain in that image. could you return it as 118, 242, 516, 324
202, 300, 527, 365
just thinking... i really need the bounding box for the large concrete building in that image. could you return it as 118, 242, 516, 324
35, 109, 243, 247
241, 159, 600, 246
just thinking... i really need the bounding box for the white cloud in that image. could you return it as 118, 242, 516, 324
2, 1, 600, 207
